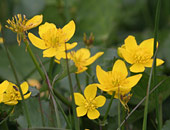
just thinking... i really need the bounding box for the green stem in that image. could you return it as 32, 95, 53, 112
48, 57, 55, 80
118, 100, 121, 129
23, 37, 45, 80
75, 74, 82, 94
1, 31, 32, 127
64, 43, 79, 130
38, 95, 45, 127
103, 92, 114, 123
153, 0, 161, 129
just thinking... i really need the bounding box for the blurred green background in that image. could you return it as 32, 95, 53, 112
0, 0, 170, 129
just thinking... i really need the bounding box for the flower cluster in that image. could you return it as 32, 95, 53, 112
0, 80, 31, 105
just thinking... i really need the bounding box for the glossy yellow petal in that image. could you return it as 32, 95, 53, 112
117, 45, 125, 58
87, 109, 100, 120
39, 22, 56, 39
20, 82, 29, 94
76, 48, 91, 60
25, 15, 43, 30
23, 92, 31, 99
124, 35, 138, 51
121, 49, 134, 64
43, 47, 57, 57
130, 63, 145, 73
62, 20, 75, 42
55, 51, 67, 60
64, 42, 77, 51
74, 93, 86, 106
96, 84, 114, 92
0, 37, 3, 44
76, 66, 88, 74
85, 52, 104, 66
4, 100, 18, 105
94, 95, 106, 107
84, 84, 97, 100
0, 80, 9, 94
96, 65, 109, 85
123, 74, 142, 89
144, 58, 164, 67
0, 94, 3, 102
76, 106, 87, 117
112, 60, 128, 78
28, 33, 49, 49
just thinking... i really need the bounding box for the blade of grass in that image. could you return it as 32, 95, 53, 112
75, 74, 82, 94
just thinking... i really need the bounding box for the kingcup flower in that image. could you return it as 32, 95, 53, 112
74, 84, 106, 120
28, 20, 77, 58
6, 14, 43, 45
118, 35, 164, 73
0, 80, 8, 103
96, 60, 142, 107
2, 81, 31, 105
68, 48, 104, 73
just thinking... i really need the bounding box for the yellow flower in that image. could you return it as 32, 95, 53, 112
118, 35, 164, 73
0, 80, 9, 103
28, 20, 77, 58
96, 59, 142, 96
2, 81, 31, 105
6, 14, 43, 45
74, 84, 106, 120
68, 48, 104, 73
0, 37, 3, 44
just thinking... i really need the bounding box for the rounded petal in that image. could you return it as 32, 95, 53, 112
84, 84, 97, 100
76, 106, 87, 117
76, 48, 91, 60
43, 47, 57, 57
96, 84, 115, 92
144, 58, 164, 67
24, 92, 31, 99
85, 52, 104, 66
112, 60, 128, 78
123, 74, 142, 89
130, 64, 145, 73
66, 42, 77, 50
28, 33, 49, 49
4, 100, 18, 105
0, 80, 9, 94
74, 93, 86, 106
76, 66, 88, 74
94, 95, 106, 107
87, 109, 100, 120
62, 20, 75, 42
20, 82, 29, 94
124, 35, 138, 51
39, 22, 56, 39
25, 15, 43, 30
121, 49, 134, 64
96, 65, 109, 85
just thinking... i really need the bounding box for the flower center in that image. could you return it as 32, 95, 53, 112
84, 98, 97, 111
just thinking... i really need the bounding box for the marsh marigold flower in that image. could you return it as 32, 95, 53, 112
74, 84, 106, 120
6, 14, 43, 45
67, 48, 104, 73
118, 35, 164, 73
28, 20, 77, 59
0, 80, 8, 103
2, 81, 31, 105
96, 60, 142, 107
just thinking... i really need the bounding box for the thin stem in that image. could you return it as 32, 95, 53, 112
38, 95, 45, 127
1, 29, 32, 128
48, 57, 55, 80
103, 92, 114, 122
118, 100, 121, 129
153, 0, 161, 129
64, 43, 79, 130
75, 74, 82, 94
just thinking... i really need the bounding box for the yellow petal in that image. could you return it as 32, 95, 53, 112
55, 51, 67, 60
28, 33, 49, 49
25, 15, 43, 30
24, 92, 31, 99
84, 84, 97, 100
94, 95, 106, 107
143, 58, 164, 67
85, 52, 104, 66
62, 20, 75, 42
123, 74, 142, 89
76, 106, 87, 117
96, 65, 109, 85
130, 64, 145, 73
59, 42, 77, 51
76, 48, 91, 60
0, 37, 3, 44
96, 84, 115, 92
39, 22, 56, 39
112, 60, 128, 78
121, 49, 134, 64
43, 47, 57, 57
87, 109, 100, 120
124, 35, 138, 51
0, 94, 3, 102
20, 82, 29, 94
4, 100, 18, 105
0, 80, 9, 94
76, 66, 88, 74
74, 93, 86, 106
